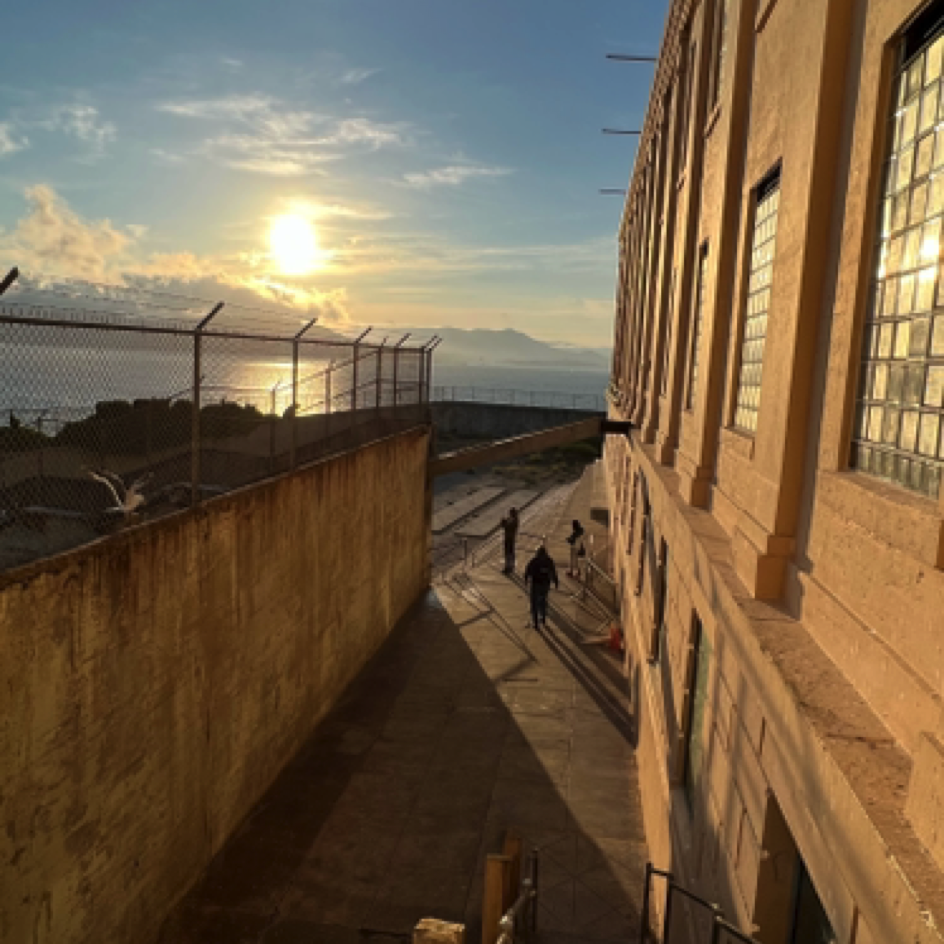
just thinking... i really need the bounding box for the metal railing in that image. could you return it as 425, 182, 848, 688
641, 863, 761, 944
483, 836, 539, 944
431, 385, 606, 412
497, 848, 539, 944
0, 268, 438, 572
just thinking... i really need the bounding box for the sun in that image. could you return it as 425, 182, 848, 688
269, 214, 324, 276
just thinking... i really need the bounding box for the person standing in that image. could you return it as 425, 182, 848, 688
566, 519, 585, 577
524, 545, 559, 628
500, 507, 519, 574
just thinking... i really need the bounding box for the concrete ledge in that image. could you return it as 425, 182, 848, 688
430, 417, 603, 477
906, 734, 944, 875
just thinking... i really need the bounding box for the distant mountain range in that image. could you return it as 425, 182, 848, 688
419, 328, 611, 371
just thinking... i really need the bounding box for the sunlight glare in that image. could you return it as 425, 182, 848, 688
269, 214, 323, 276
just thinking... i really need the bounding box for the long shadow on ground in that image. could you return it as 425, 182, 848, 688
159, 579, 648, 944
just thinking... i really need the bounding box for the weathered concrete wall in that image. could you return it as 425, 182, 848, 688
0, 426, 431, 944
429, 401, 601, 443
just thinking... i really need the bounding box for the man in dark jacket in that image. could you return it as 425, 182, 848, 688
500, 507, 519, 574
524, 545, 559, 628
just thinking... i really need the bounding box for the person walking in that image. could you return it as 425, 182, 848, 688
500, 507, 519, 574
566, 519, 585, 577
524, 545, 559, 628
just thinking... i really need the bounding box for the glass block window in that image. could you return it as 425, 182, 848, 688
734, 173, 781, 433
687, 244, 709, 410
661, 269, 677, 396
853, 25, 944, 499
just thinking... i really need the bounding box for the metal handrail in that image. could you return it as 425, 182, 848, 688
496, 848, 539, 943
640, 861, 762, 944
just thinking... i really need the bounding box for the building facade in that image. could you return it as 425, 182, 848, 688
607, 0, 944, 941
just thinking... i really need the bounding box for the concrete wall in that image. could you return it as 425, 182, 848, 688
429, 401, 601, 443
0, 426, 431, 944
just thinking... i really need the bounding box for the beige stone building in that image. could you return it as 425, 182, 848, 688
607, 0, 944, 940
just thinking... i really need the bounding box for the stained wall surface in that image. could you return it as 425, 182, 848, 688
0, 427, 431, 944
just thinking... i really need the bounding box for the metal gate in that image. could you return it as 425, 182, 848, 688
640, 863, 761, 944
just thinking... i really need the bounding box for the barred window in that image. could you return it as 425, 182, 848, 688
687, 244, 709, 410
734, 172, 780, 433
853, 19, 944, 498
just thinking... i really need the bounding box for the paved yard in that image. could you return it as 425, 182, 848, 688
160, 471, 648, 944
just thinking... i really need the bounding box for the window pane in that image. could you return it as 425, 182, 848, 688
854, 28, 944, 498
735, 177, 780, 433
687, 246, 709, 410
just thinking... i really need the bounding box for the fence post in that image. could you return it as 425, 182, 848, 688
663, 882, 677, 944
145, 400, 153, 468
482, 855, 512, 944
291, 318, 318, 471
326, 365, 333, 418
502, 830, 522, 904
375, 341, 385, 409
426, 337, 439, 403
530, 846, 539, 935
352, 327, 371, 413
392, 333, 410, 411
191, 302, 223, 507
291, 340, 299, 470
269, 381, 279, 473
710, 916, 724, 944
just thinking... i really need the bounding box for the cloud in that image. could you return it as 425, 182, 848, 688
330, 233, 613, 278
337, 67, 380, 86
0, 103, 114, 161
149, 147, 186, 165
0, 185, 351, 327
401, 164, 512, 189
0, 185, 132, 280
157, 94, 411, 176
38, 105, 116, 158
0, 122, 28, 157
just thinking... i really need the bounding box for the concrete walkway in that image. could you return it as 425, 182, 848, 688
160, 469, 648, 944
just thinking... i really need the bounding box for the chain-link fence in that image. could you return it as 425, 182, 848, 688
0, 284, 436, 573
431, 385, 606, 412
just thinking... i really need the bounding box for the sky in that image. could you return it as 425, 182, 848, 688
0, 0, 667, 348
